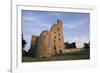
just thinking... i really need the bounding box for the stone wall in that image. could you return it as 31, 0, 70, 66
50, 19, 64, 55
30, 19, 65, 57
36, 30, 52, 57
28, 35, 38, 56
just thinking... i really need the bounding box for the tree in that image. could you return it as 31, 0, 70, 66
22, 34, 27, 56
22, 49, 28, 56
70, 42, 76, 48
83, 43, 90, 48
22, 34, 27, 48
64, 42, 76, 49
64, 42, 70, 48
83, 42, 90, 51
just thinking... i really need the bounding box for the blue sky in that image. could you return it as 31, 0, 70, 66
22, 10, 90, 51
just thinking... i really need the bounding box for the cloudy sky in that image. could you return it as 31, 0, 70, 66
22, 10, 90, 51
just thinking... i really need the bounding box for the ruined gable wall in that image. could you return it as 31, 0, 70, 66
30, 19, 65, 57
36, 31, 52, 57
29, 35, 38, 56
50, 19, 65, 54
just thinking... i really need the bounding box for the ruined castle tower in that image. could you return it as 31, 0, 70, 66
36, 30, 52, 57
29, 19, 65, 57
50, 19, 65, 54
28, 35, 38, 56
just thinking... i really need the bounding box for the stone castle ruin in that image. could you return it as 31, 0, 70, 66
29, 19, 66, 57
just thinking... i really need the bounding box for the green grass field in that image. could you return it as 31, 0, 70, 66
22, 50, 90, 62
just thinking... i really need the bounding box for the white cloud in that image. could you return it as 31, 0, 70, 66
23, 14, 41, 23
46, 12, 61, 17
63, 19, 87, 29
67, 36, 90, 48
23, 14, 52, 29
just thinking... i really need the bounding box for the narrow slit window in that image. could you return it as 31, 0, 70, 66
58, 28, 60, 31
59, 33, 60, 36
54, 36, 56, 38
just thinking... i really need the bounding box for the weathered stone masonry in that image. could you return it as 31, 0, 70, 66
30, 19, 65, 57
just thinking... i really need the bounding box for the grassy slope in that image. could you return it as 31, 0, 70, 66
22, 50, 90, 62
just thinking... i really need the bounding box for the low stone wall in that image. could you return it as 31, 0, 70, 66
64, 48, 81, 53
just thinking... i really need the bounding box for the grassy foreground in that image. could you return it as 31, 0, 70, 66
22, 50, 90, 62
